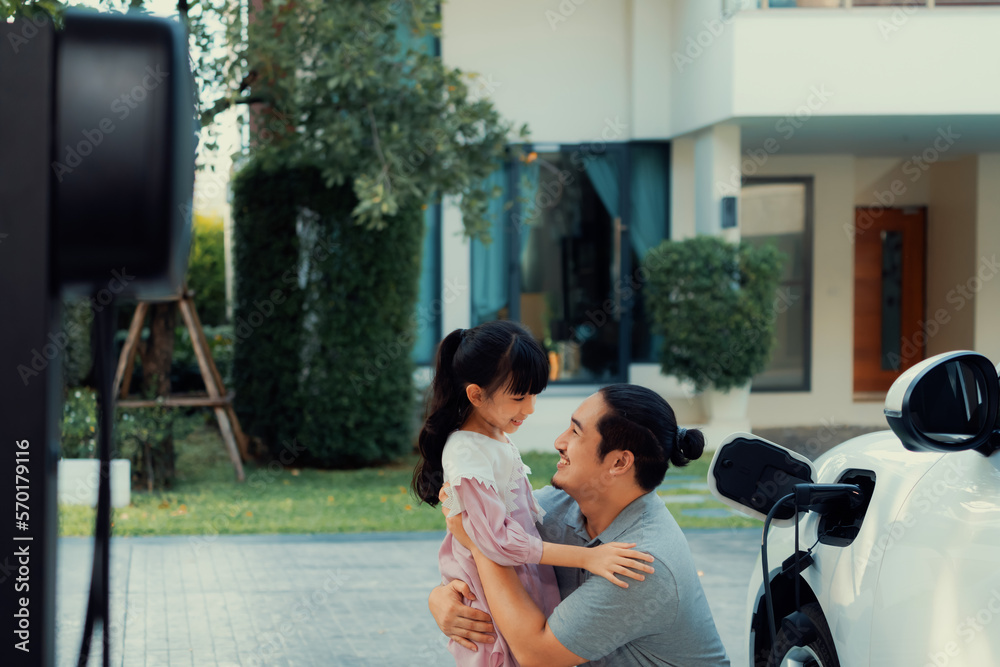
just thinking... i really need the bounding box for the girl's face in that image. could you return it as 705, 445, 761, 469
466, 385, 537, 438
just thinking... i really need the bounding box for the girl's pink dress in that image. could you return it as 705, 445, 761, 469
439, 430, 561, 667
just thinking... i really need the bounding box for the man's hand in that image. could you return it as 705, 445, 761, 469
428, 581, 496, 651
439, 482, 474, 551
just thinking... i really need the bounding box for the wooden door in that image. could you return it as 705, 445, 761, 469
853, 207, 926, 396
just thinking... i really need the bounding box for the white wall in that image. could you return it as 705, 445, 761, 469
974, 154, 1000, 363
926, 157, 977, 357
667, 1, 736, 138
665, 8, 1000, 139
854, 157, 930, 209
729, 10, 1000, 120
631, 0, 673, 139
441, 0, 632, 143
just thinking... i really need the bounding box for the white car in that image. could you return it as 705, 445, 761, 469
707, 351, 1000, 667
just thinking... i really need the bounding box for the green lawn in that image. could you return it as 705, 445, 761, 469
59, 424, 757, 537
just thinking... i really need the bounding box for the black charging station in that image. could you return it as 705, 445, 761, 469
1, 11, 195, 666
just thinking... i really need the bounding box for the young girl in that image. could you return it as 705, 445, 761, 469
412, 320, 653, 667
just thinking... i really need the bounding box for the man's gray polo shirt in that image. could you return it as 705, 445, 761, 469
535, 486, 730, 667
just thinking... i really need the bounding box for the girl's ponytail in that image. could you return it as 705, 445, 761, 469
412, 329, 467, 505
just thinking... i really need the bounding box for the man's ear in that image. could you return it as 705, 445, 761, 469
607, 449, 635, 478
466, 383, 485, 407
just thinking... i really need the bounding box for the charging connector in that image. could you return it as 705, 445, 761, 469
793, 483, 863, 515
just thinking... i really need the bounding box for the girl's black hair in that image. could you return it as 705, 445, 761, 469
412, 320, 549, 505
596, 384, 705, 491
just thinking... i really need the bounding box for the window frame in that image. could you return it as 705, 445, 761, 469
742, 176, 814, 393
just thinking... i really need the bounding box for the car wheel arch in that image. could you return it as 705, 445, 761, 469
751, 573, 828, 667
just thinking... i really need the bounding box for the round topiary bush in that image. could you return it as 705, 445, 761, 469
645, 235, 785, 392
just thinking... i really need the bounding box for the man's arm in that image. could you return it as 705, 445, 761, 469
443, 512, 583, 667
427, 580, 496, 652
469, 545, 585, 667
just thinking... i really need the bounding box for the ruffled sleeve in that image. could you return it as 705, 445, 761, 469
452, 478, 544, 567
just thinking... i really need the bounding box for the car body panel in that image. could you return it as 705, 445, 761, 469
718, 351, 1000, 667
868, 448, 1000, 666
737, 432, 960, 666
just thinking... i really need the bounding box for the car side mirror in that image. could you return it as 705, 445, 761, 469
884, 351, 1000, 456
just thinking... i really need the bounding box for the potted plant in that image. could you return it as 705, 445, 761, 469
645, 235, 785, 420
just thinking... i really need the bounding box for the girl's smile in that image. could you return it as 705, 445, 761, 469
463, 387, 537, 440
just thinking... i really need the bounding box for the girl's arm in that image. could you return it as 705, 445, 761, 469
539, 542, 655, 588
447, 479, 545, 566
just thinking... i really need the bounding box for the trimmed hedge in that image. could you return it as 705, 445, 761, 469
232, 163, 423, 467
231, 163, 306, 458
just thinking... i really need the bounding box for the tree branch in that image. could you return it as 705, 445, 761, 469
366, 104, 392, 194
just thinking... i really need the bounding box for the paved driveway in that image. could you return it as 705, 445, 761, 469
58, 529, 760, 667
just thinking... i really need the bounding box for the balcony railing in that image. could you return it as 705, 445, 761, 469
725, 0, 1000, 11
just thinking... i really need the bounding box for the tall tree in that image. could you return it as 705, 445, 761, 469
228, 0, 522, 465
10, 0, 522, 466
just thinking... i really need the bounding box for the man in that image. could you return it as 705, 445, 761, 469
429, 384, 730, 667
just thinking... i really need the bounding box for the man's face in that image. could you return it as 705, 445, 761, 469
551, 392, 609, 498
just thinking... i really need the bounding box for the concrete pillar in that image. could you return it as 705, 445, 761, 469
671, 135, 696, 240
694, 123, 741, 242
974, 154, 1000, 363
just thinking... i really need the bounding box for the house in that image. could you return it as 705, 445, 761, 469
408, 0, 1000, 452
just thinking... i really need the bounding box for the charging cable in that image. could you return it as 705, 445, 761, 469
760, 483, 863, 653
76, 299, 116, 667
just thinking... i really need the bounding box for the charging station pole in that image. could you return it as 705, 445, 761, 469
0, 17, 60, 667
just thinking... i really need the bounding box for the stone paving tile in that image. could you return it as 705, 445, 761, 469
57, 529, 760, 666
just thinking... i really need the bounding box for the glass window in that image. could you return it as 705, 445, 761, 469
413, 204, 442, 365
470, 165, 512, 326
741, 179, 812, 391
628, 143, 671, 363
469, 142, 669, 381
518, 150, 621, 382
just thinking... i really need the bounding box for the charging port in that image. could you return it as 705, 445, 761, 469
818, 469, 876, 547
